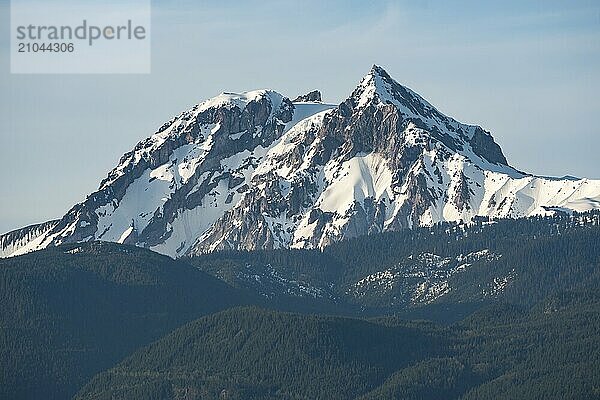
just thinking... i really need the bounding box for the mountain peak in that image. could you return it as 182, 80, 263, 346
347, 66, 512, 167
3, 68, 600, 259
369, 64, 390, 77
352, 65, 437, 120
355, 64, 393, 105
198, 89, 288, 116
293, 90, 322, 103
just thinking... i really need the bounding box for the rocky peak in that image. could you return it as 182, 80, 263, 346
343, 65, 509, 167
349, 65, 447, 124
293, 90, 322, 102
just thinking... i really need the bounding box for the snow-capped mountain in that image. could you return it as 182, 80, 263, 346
2, 65, 600, 258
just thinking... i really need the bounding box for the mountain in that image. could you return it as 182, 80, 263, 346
75, 297, 600, 400
3, 65, 600, 258
0, 242, 254, 400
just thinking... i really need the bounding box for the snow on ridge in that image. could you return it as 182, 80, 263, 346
198, 89, 283, 115
100, 90, 290, 191
0, 221, 59, 258
287, 102, 336, 131
355, 65, 479, 140
254, 108, 334, 179
349, 249, 502, 305
483, 269, 517, 298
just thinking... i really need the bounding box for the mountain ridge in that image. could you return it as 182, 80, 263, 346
2, 65, 600, 258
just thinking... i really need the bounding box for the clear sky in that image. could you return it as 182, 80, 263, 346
1, 0, 599, 234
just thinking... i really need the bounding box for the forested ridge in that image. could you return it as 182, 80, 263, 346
0, 242, 254, 399
190, 211, 600, 311
77, 293, 600, 399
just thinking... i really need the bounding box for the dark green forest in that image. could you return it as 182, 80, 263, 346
77, 294, 600, 400
0, 242, 254, 399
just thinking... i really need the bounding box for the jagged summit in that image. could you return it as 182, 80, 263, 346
353, 66, 474, 131
352, 65, 439, 116
2, 66, 599, 258
341, 65, 510, 168
293, 90, 322, 103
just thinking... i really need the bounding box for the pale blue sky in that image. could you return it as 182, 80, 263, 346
1, 0, 599, 233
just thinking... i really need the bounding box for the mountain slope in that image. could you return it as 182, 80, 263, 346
0, 220, 58, 257
76, 295, 600, 400
0, 242, 253, 400
75, 307, 449, 400
3, 66, 600, 257
189, 211, 600, 315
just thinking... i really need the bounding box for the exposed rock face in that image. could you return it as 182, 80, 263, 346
468, 127, 508, 166
293, 90, 322, 102
4, 66, 600, 258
